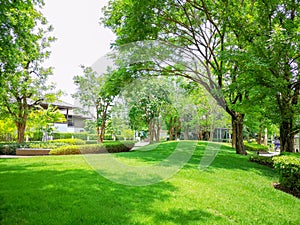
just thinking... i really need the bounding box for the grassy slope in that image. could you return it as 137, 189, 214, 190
0, 141, 299, 225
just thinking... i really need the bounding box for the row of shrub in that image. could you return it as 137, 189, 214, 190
244, 142, 269, 152
273, 155, 300, 194
250, 152, 300, 196
52, 132, 134, 141
249, 155, 274, 167
0, 139, 89, 155
0, 142, 30, 155
52, 132, 99, 140
49, 141, 135, 155
0, 139, 136, 155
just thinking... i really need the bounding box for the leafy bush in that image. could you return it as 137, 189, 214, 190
49, 141, 135, 155
53, 132, 88, 140
86, 140, 98, 144
244, 142, 269, 152
0, 142, 30, 155
104, 134, 113, 140
49, 138, 86, 145
52, 132, 113, 141
249, 155, 274, 168
273, 156, 300, 193
28, 142, 68, 149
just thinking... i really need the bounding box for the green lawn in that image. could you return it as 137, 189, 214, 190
0, 141, 299, 225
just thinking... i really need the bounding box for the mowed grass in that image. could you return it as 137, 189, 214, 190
0, 141, 299, 225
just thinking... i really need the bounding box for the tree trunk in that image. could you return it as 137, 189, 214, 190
257, 126, 262, 145
155, 118, 160, 142
175, 118, 180, 140
17, 122, 26, 143
232, 113, 246, 155
184, 126, 189, 140
96, 106, 101, 144
174, 126, 178, 140
198, 127, 203, 140
264, 128, 268, 146
148, 119, 155, 143
169, 117, 174, 141
209, 118, 215, 142
99, 119, 106, 143
280, 121, 294, 152
231, 118, 237, 149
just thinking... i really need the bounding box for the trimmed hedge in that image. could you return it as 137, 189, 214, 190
49, 141, 135, 155
249, 155, 274, 168
28, 142, 68, 149
0, 143, 30, 155
273, 156, 300, 193
48, 138, 86, 145
52, 132, 113, 141
244, 142, 269, 152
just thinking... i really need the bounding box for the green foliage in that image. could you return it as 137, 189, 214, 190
0, 143, 29, 155
244, 142, 269, 152
249, 155, 274, 168
26, 105, 66, 138
0, 119, 16, 141
49, 138, 86, 145
28, 142, 67, 149
0, 0, 59, 143
273, 156, 300, 193
53, 132, 99, 140
73, 66, 134, 142
49, 141, 135, 155
1, 141, 300, 224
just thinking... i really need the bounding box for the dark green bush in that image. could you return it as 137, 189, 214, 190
49, 141, 135, 155
249, 155, 274, 168
0, 142, 30, 155
86, 140, 98, 144
244, 142, 269, 152
52, 132, 112, 141
49, 138, 86, 145
104, 134, 113, 140
53, 132, 88, 140
273, 156, 300, 193
30, 131, 43, 141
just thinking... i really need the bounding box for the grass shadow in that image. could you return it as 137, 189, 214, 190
0, 156, 220, 225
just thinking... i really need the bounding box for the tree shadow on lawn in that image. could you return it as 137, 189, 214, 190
152, 208, 224, 224
185, 142, 277, 178
0, 159, 223, 225
126, 141, 276, 179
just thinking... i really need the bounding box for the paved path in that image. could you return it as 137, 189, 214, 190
0, 155, 32, 159
131, 141, 150, 150
258, 151, 280, 157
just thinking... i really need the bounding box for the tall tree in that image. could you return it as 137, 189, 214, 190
0, 0, 57, 143
73, 67, 132, 143
223, 0, 300, 152
125, 78, 171, 143
102, 0, 249, 154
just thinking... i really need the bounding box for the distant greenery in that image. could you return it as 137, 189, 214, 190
244, 142, 269, 152
49, 141, 135, 155
48, 138, 86, 145
0, 141, 299, 224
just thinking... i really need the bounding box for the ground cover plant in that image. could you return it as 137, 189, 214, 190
0, 141, 299, 225
49, 141, 135, 155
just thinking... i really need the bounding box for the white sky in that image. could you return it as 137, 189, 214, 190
42, 0, 115, 103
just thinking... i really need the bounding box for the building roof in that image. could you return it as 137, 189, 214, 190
40, 100, 76, 110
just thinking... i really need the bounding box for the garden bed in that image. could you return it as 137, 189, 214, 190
16, 148, 51, 156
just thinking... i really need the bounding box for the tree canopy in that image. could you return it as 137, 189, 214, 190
0, 0, 59, 143
102, 0, 300, 153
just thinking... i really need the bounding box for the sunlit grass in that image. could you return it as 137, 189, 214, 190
0, 141, 299, 225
